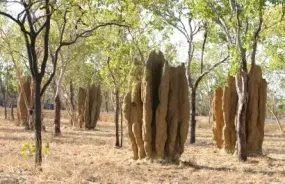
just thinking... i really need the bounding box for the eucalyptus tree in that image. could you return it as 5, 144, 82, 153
81, 0, 159, 147
261, 3, 285, 133
139, 0, 229, 143
0, 0, 128, 166
0, 61, 15, 119
203, 0, 285, 161
0, 18, 32, 126
61, 39, 102, 128
90, 26, 137, 147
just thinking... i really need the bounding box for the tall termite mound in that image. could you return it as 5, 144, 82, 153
123, 91, 139, 160
78, 87, 86, 128
212, 65, 267, 154
123, 59, 145, 160
222, 76, 238, 152
212, 87, 224, 148
246, 65, 267, 154
124, 51, 190, 160
17, 76, 33, 130
77, 84, 102, 129
84, 84, 102, 129
164, 65, 190, 159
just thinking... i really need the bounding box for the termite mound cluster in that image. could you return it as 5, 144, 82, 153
123, 51, 190, 161
212, 65, 267, 154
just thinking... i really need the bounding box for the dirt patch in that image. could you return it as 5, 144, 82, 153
0, 112, 284, 183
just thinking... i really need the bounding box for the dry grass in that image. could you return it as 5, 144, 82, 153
0, 109, 284, 184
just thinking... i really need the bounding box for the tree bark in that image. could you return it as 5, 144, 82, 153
54, 94, 61, 136
69, 80, 75, 126
120, 102, 123, 147
34, 79, 42, 166
54, 66, 64, 133
235, 71, 248, 161
10, 100, 14, 121
115, 88, 120, 147
29, 109, 34, 130
4, 97, 7, 120
190, 87, 197, 144
105, 92, 109, 112
70, 80, 75, 111
1, 84, 7, 120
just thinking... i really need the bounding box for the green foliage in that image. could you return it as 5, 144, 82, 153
21, 141, 50, 159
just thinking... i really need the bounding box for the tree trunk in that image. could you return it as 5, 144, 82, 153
115, 88, 120, 147
190, 87, 197, 144
10, 100, 14, 121
105, 93, 109, 112
120, 102, 123, 147
106, 101, 109, 112
0, 77, 7, 120
69, 80, 76, 126
70, 80, 75, 111
236, 71, 248, 161
34, 79, 42, 166
54, 94, 61, 136
4, 94, 7, 120
54, 67, 64, 133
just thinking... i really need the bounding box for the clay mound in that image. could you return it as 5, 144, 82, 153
246, 65, 267, 154
77, 84, 101, 129
123, 92, 139, 160
212, 87, 224, 149
155, 61, 170, 158
211, 65, 267, 155
222, 76, 237, 152
84, 84, 102, 129
124, 59, 145, 159
165, 65, 190, 159
131, 82, 145, 159
18, 76, 33, 130
124, 51, 190, 161
142, 50, 166, 158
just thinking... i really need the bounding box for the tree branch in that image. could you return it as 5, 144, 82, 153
40, 21, 128, 96
251, 17, 263, 66
194, 55, 229, 88
127, 27, 145, 64
40, 0, 51, 78
107, 56, 117, 88
200, 23, 208, 74
61, 22, 129, 46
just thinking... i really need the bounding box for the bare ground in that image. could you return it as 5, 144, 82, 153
0, 111, 284, 184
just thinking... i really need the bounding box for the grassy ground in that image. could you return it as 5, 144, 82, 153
0, 110, 284, 184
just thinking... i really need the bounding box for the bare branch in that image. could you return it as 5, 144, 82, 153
61, 22, 129, 46
127, 27, 145, 64
107, 56, 117, 87
194, 55, 229, 88
41, 20, 128, 96
0, 11, 24, 28
200, 23, 208, 74
187, 43, 195, 88
39, 0, 51, 78
251, 17, 263, 66
22, 1, 36, 34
